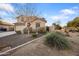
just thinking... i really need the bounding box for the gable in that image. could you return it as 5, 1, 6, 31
16, 16, 47, 24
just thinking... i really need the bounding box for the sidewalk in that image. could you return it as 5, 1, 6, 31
0, 31, 16, 38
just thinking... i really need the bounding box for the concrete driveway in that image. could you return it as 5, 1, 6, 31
0, 31, 16, 38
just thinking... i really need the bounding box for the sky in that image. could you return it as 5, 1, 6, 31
0, 3, 79, 26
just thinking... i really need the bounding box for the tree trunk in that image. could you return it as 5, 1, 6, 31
27, 27, 30, 35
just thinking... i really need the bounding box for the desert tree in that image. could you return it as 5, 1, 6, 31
52, 20, 62, 30
67, 17, 79, 31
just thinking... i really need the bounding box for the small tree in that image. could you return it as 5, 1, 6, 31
52, 23, 62, 30
67, 17, 79, 31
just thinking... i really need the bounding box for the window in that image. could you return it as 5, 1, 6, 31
36, 23, 40, 28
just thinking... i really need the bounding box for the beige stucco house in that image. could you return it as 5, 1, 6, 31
0, 20, 14, 31
14, 16, 47, 33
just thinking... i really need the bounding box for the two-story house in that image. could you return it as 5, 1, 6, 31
14, 16, 47, 33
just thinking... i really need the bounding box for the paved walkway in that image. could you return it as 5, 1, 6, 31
0, 31, 16, 38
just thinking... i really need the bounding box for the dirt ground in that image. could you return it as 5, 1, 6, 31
8, 32, 79, 56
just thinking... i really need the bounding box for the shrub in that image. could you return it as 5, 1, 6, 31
38, 27, 46, 33
55, 31, 65, 37
23, 27, 35, 34
32, 33, 37, 38
45, 32, 71, 50
15, 31, 21, 34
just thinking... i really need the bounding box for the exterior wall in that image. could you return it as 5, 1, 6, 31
0, 25, 14, 31
25, 22, 27, 27
49, 25, 55, 32
15, 25, 26, 31
30, 20, 46, 30
17, 16, 28, 23
17, 17, 22, 23
15, 16, 47, 33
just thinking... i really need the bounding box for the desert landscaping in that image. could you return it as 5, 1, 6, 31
0, 30, 79, 56
0, 3, 79, 56
3, 32, 79, 56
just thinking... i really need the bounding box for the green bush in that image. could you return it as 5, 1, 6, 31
32, 33, 37, 38
55, 31, 65, 37
45, 32, 71, 50
15, 31, 21, 34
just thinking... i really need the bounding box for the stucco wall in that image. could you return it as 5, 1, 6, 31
17, 17, 22, 23
49, 26, 55, 32
0, 25, 14, 31
15, 25, 26, 31
15, 16, 46, 33
30, 20, 46, 30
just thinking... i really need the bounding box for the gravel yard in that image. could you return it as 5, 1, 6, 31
9, 32, 79, 56
0, 33, 42, 50
0, 32, 79, 56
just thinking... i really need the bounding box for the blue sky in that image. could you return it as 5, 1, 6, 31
0, 3, 79, 26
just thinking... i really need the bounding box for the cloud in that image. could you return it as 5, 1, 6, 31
60, 6, 79, 15
0, 3, 14, 12
60, 9, 76, 15
51, 6, 79, 21
72, 6, 79, 9
2, 18, 16, 23
50, 15, 69, 21
50, 6, 79, 26
0, 12, 16, 23
0, 11, 8, 16
0, 4, 16, 20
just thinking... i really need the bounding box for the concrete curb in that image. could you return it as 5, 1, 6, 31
0, 35, 45, 56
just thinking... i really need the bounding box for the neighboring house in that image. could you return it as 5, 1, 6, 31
49, 25, 55, 32
14, 16, 47, 33
0, 20, 14, 31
